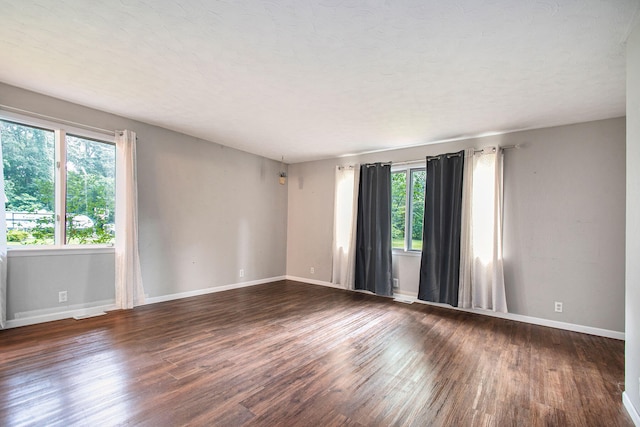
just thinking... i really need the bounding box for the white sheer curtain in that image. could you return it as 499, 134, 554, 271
115, 130, 145, 309
331, 164, 359, 290
458, 148, 474, 308
459, 147, 507, 312
0, 135, 6, 328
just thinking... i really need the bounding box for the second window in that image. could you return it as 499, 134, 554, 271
391, 165, 425, 252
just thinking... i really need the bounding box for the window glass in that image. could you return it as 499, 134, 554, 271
391, 165, 425, 251
65, 135, 115, 244
410, 169, 426, 250
1, 118, 116, 247
391, 171, 407, 249
1, 120, 55, 245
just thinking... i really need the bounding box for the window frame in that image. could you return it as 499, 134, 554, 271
391, 161, 426, 254
1, 110, 116, 252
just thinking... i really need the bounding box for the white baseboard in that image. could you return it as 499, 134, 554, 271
417, 298, 624, 340
285, 275, 346, 290
5, 276, 286, 329
6, 276, 624, 341
286, 277, 625, 340
624, 392, 640, 426
144, 276, 286, 305
6, 300, 117, 329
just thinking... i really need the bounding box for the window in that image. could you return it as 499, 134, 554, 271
391, 164, 426, 251
65, 135, 115, 244
1, 121, 55, 245
1, 117, 115, 246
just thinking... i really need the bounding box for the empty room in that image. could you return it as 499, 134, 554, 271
1, 1, 640, 426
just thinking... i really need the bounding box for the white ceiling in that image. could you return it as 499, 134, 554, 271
0, 1, 638, 163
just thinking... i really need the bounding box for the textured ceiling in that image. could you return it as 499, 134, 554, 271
0, 1, 638, 163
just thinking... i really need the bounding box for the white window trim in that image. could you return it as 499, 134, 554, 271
392, 161, 426, 253
0, 110, 112, 142
1, 109, 116, 251
7, 245, 115, 257
54, 128, 67, 245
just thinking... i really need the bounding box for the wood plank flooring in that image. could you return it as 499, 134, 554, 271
0, 280, 632, 426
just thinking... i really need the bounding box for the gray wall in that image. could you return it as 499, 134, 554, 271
7, 252, 115, 318
287, 117, 626, 332
136, 123, 288, 296
1, 83, 288, 321
625, 19, 640, 420
0, 82, 628, 338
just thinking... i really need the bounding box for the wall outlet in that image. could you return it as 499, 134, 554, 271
239, 269, 244, 278
554, 301, 563, 313
58, 291, 68, 303
393, 278, 399, 289
310, 267, 315, 274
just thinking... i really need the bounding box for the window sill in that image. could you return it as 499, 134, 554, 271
392, 249, 422, 257
7, 245, 115, 257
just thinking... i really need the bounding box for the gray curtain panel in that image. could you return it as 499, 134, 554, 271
355, 163, 393, 296
418, 151, 464, 306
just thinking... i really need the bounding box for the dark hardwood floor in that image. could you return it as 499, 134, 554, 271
0, 280, 632, 426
